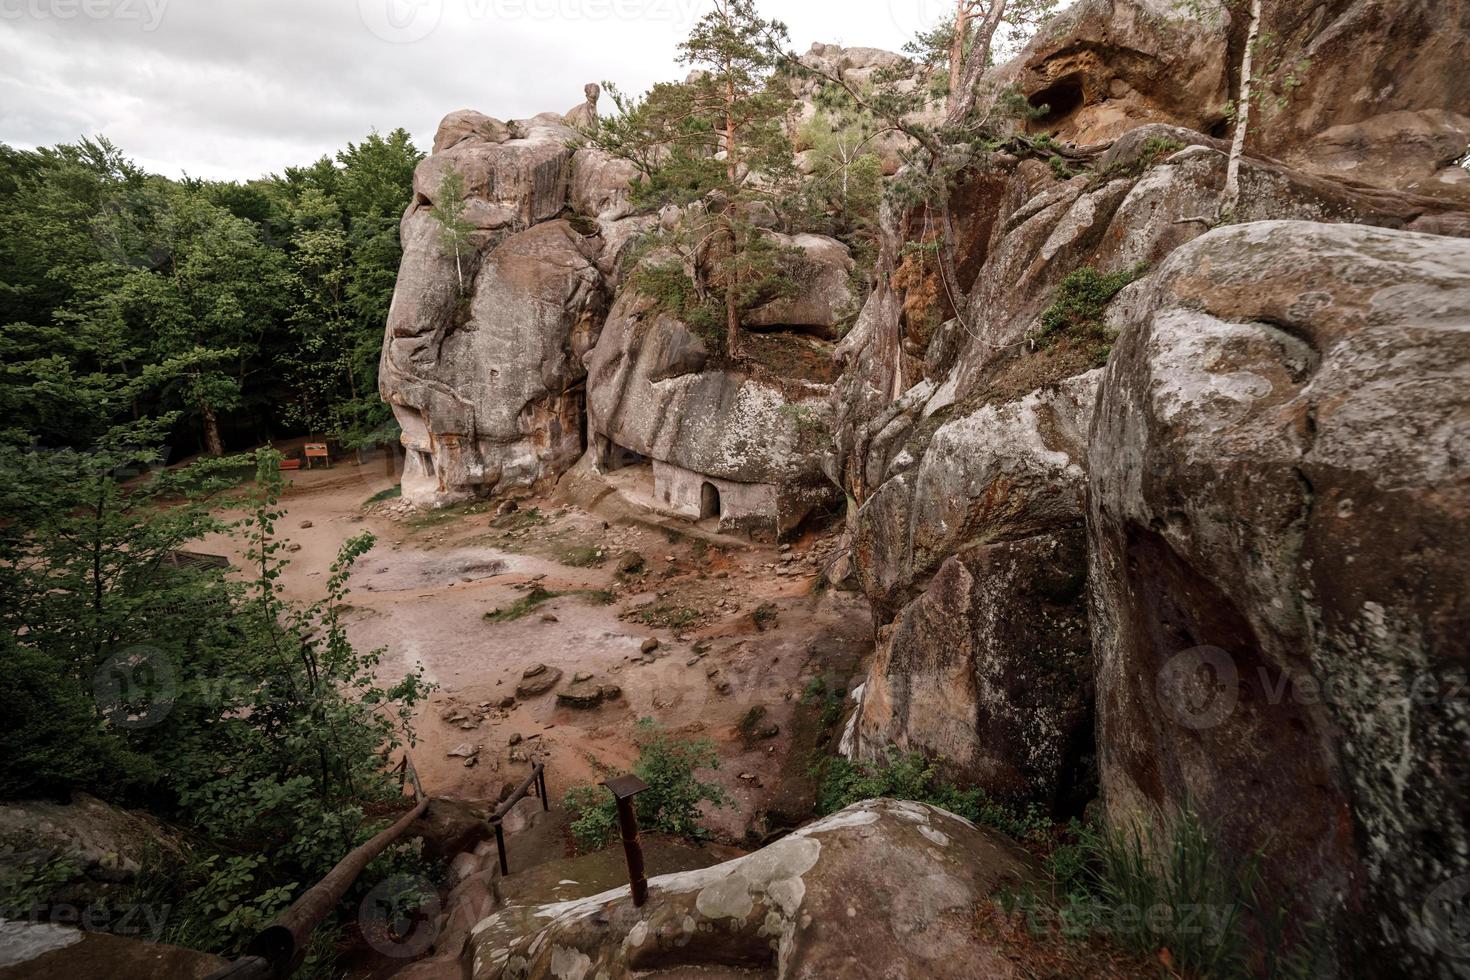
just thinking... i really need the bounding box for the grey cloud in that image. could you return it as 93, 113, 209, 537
0, 0, 927, 179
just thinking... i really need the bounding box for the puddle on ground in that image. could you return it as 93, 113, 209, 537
353, 548, 521, 592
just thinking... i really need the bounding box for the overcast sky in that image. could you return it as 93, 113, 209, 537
0, 0, 978, 180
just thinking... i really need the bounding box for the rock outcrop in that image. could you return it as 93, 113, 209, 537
1000, 0, 1233, 145
464, 799, 1041, 979
1089, 220, 1470, 976
584, 281, 840, 540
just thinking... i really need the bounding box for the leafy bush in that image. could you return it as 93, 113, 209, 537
815, 751, 1051, 846
564, 719, 731, 852
1032, 264, 1147, 365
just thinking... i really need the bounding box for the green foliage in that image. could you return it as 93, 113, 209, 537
0, 129, 420, 454
429, 168, 475, 296
0, 853, 84, 917
585, 0, 800, 355
815, 751, 1051, 847
366, 485, 403, 505
0, 442, 434, 960
564, 719, 731, 852
1029, 808, 1326, 979
1033, 264, 1147, 365
483, 587, 563, 623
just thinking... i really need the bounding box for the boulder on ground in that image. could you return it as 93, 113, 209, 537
465, 799, 1041, 979
515, 666, 564, 699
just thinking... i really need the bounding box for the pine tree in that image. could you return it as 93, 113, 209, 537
585, 0, 797, 357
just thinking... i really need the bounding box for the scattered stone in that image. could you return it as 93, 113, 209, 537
640, 638, 660, 654
573, 672, 593, 683
516, 666, 563, 699
286, 543, 303, 553
523, 664, 548, 678
616, 551, 645, 576
300, 520, 314, 529
448, 743, 479, 759
509, 734, 523, 746
497, 696, 517, 710
715, 681, 733, 696
556, 680, 619, 709
541, 613, 559, 623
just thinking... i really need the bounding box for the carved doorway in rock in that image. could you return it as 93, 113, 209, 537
700, 482, 722, 521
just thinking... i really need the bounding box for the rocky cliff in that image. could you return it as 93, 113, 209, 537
378, 1, 1469, 973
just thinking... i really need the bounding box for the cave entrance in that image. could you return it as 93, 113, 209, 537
604, 441, 647, 472
700, 482, 722, 521
1029, 74, 1086, 130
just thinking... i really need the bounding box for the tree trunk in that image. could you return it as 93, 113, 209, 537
1220, 0, 1262, 218
725, 217, 741, 358
945, 0, 1007, 126
202, 402, 225, 457
949, 0, 972, 109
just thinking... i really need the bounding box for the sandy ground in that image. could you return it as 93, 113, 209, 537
197, 449, 873, 844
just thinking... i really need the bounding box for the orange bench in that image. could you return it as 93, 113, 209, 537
305, 443, 332, 469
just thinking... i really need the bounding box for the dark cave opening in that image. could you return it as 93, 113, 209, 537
1029, 75, 1087, 129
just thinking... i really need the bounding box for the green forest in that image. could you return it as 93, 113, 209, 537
1, 130, 421, 458
0, 130, 436, 968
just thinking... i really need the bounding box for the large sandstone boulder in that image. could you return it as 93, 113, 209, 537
847, 373, 1100, 807
1088, 221, 1470, 975
464, 799, 1042, 979
0, 793, 186, 910
743, 232, 858, 334
569, 148, 639, 223
584, 280, 839, 538
852, 372, 1099, 618
1252, 0, 1470, 195
382, 219, 608, 505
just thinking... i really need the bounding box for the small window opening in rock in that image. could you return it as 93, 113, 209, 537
1029, 75, 1086, 129
419, 450, 436, 477
700, 482, 722, 520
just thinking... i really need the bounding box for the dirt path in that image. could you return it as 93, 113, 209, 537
198, 451, 873, 844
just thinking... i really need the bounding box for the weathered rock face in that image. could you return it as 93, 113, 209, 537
744, 232, 857, 334
384, 218, 609, 505
0, 792, 187, 908
464, 799, 1041, 979
833, 105, 1467, 808
381, 105, 647, 506
1252, 0, 1470, 199
1088, 221, 1470, 975
848, 373, 1099, 807
999, 0, 1232, 145
584, 282, 839, 539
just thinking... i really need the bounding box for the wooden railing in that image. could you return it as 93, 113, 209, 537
489, 762, 549, 875
206, 757, 553, 979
